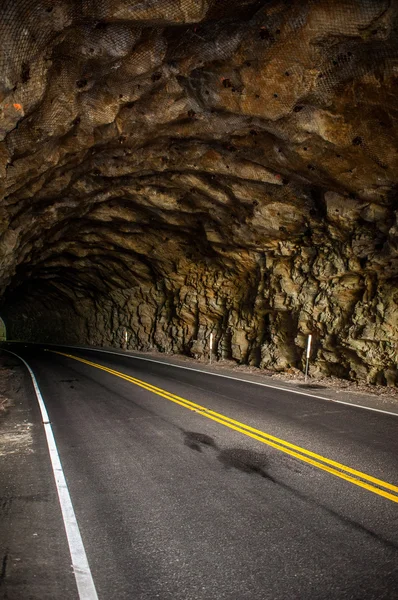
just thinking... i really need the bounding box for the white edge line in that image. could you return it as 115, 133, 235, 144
2, 349, 99, 600
34, 342, 398, 419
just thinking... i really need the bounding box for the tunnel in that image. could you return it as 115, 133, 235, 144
0, 317, 5, 341
0, 0, 397, 385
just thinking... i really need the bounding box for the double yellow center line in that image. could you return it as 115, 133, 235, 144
53, 351, 398, 504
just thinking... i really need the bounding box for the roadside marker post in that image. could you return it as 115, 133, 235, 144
305, 334, 312, 383
209, 333, 213, 365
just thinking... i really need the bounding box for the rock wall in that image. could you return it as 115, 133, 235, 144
0, 0, 398, 384
6, 245, 398, 385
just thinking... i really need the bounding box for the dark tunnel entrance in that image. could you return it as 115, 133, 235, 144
0, 317, 6, 341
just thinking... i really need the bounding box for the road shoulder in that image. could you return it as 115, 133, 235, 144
0, 353, 78, 600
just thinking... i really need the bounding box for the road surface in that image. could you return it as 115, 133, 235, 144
1, 342, 398, 599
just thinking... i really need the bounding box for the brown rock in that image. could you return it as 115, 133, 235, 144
0, 0, 397, 385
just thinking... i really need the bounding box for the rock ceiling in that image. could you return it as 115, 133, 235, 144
0, 0, 397, 384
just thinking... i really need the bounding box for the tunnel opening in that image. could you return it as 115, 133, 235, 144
0, 317, 6, 341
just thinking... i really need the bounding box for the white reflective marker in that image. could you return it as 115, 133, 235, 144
209, 333, 213, 350
306, 334, 312, 359
2, 349, 99, 600
305, 334, 312, 382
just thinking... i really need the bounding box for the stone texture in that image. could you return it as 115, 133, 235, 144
0, 0, 398, 384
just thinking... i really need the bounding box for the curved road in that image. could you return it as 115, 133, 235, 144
1, 342, 398, 599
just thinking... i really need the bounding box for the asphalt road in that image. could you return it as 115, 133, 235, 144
1, 342, 398, 600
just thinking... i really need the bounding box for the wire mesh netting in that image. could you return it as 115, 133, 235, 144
1, 1, 398, 382
0, 0, 397, 296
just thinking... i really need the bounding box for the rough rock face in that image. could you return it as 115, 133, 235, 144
0, 0, 398, 384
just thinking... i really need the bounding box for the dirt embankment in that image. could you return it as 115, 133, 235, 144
0, 354, 23, 417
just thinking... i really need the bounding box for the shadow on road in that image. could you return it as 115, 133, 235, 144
182, 429, 398, 552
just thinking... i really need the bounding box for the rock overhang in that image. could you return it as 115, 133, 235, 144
0, 0, 397, 384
